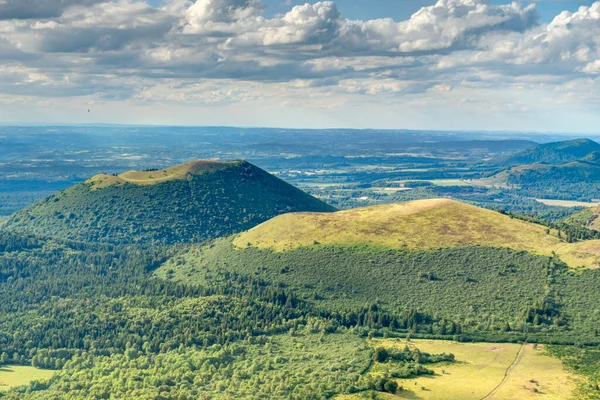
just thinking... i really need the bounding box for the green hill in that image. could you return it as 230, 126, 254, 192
158, 199, 600, 344
503, 138, 600, 166
479, 161, 600, 201
230, 198, 599, 268
478, 139, 600, 201
3, 160, 335, 244
563, 206, 600, 231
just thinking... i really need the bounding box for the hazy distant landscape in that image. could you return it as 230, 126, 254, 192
2, 126, 598, 218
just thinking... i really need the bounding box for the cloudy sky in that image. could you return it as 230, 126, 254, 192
0, 0, 599, 132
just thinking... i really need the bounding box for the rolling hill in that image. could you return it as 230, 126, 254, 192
478, 159, 600, 201
3, 160, 335, 244
563, 206, 600, 231
502, 138, 600, 166
159, 198, 600, 344
231, 198, 600, 268
233, 198, 559, 252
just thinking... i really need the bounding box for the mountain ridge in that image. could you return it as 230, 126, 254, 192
502, 138, 600, 166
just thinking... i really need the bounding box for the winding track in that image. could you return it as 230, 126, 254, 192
480, 343, 526, 400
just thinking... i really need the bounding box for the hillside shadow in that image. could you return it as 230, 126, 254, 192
397, 389, 423, 399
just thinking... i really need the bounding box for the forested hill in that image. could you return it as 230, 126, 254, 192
159, 198, 600, 347
563, 206, 600, 232
2, 160, 335, 245
502, 138, 600, 166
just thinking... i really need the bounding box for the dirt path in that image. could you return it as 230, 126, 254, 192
480, 344, 526, 400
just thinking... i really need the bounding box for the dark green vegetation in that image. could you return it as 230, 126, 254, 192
160, 239, 600, 344
502, 138, 600, 166
498, 161, 600, 201
2, 161, 335, 245
3, 205, 600, 398
503, 211, 600, 242
483, 138, 600, 201
350, 346, 455, 395
548, 346, 600, 399
563, 206, 600, 232
3, 130, 600, 398
0, 230, 378, 399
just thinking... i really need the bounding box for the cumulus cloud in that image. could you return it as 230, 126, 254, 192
186, 0, 263, 23
5, 2, 175, 53
224, 0, 538, 56
0, 0, 108, 20
438, 2, 600, 74
0, 0, 599, 127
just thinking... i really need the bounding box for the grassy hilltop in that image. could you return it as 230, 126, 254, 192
158, 198, 600, 349
2, 160, 335, 245
232, 198, 600, 268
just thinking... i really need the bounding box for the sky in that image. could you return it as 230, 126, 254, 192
0, 0, 599, 132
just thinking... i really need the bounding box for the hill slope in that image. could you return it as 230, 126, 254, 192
502, 138, 600, 166
232, 198, 600, 268
3, 160, 335, 244
478, 161, 600, 200
563, 206, 600, 231
233, 198, 553, 251
159, 199, 600, 344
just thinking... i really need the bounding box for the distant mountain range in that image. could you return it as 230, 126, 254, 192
485, 138, 600, 201
502, 138, 600, 166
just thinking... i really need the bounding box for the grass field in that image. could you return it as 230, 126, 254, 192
534, 199, 600, 208
233, 198, 600, 268
87, 159, 238, 188
338, 339, 576, 400
426, 179, 471, 187
0, 365, 55, 392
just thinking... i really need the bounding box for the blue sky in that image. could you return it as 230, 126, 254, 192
145, 0, 595, 22
284, 0, 594, 21
0, 0, 599, 132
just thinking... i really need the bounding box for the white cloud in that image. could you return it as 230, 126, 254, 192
224, 0, 537, 55
0, 0, 599, 131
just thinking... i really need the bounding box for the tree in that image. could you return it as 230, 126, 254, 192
374, 347, 388, 363
384, 380, 398, 394
439, 321, 447, 335
448, 322, 456, 335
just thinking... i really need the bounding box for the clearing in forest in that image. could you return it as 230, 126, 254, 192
0, 365, 55, 392
338, 339, 576, 400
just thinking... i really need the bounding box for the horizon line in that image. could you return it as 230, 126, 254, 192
1, 123, 599, 137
